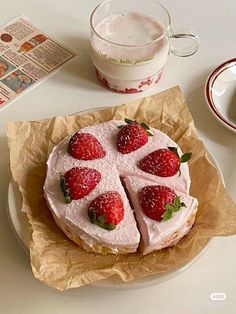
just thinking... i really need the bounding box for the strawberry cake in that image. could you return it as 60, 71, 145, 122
44, 119, 196, 255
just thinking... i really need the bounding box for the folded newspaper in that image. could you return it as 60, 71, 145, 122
0, 16, 77, 111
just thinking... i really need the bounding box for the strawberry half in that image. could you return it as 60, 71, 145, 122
116, 118, 152, 154
139, 185, 186, 221
68, 132, 106, 160
88, 191, 124, 230
138, 147, 192, 177
60, 167, 101, 203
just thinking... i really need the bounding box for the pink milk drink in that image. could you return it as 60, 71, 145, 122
90, 0, 199, 93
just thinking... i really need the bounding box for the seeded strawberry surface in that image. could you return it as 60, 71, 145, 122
61, 167, 101, 202
88, 191, 124, 230
138, 147, 192, 177
139, 185, 177, 221
138, 148, 180, 177
117, 123, 148, 154
68, 132, 106, 160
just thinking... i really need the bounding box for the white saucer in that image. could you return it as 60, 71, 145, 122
205, 58, 236, 133
7, 150, 224, 289
6, 113, 225, 289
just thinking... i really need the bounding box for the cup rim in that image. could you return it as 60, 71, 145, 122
90, 0, 171, 48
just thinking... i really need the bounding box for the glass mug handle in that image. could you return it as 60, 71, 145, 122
169, 28, 199, 57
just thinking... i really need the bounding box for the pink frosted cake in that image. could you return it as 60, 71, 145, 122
44, 119, 196, 255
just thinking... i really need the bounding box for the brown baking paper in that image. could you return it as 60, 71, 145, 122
7, 86, 236, 290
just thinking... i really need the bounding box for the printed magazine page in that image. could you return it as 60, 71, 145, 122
0, 16, 77, 111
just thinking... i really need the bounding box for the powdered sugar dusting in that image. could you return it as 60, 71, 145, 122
139, 185, 176, 220
116, 123, 148, 154
138, 149, 179, 177
89, 191, 124, 225
68, 132, 106, 160
64, 167, 101, 200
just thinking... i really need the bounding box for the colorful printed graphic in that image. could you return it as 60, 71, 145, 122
96, 68, 162, 93
1, 69, 34, 94
0, 56, 16, 78
19, 34, 48, 53
0, 33, 13, 43
0, 16, 76, 112
0, 97, 5, 105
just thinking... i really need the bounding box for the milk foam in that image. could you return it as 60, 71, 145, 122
95, 12, 165, 46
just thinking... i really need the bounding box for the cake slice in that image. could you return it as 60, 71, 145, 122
125, 176, 198, 255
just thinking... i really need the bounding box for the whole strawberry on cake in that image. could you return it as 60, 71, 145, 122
44, 119, 197, 255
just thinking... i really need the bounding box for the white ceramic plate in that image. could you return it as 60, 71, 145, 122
6, 109, 225, 289
205, 58, 236, 133
7, 152, 225, 290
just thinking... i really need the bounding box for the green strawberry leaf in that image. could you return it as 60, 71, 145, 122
123, 118, 153, 135
180, 152, 192, 163
60, 174, 71, 204
161, 196, 186, 221
140, 122, 150, 130
168, 146, 179, 158
117, 125, 125, 129
88, 207, 97, 223
146, 130, 153, 136
103, 223, 116, 231
161, 209, 173, 221
97, 214, 105, 226
124, 118, 135, 124
64, 195, 71, 204
174, 196, 180, 209
173, 206, 180, 212
88, 210, 116, 231
165, 203, 175, 211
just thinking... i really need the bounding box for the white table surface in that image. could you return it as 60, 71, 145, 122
1, 0, 236, 313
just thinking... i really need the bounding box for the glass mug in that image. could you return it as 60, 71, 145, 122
90, 0, 199, 93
